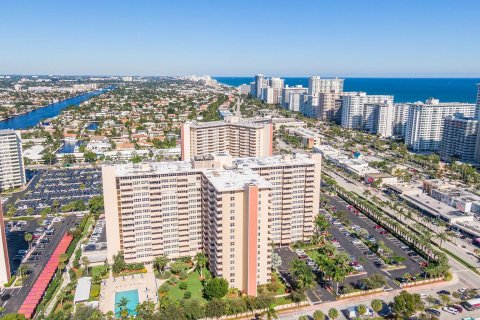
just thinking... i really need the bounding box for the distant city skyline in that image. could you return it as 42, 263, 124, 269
1, 0, 479, 76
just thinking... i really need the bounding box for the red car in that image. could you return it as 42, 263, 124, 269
374, 225, 382, 230
380, 230, 388, 235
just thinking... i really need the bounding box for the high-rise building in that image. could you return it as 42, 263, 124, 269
405, 99, 477, 151
262, 87, 275, 104
0, 130, 26, 191
238, 84, 251, 96
0, 204, 11, 284
476, 84, 480, 162
440, 116, 479, 162
180, 118, 273, 160
254, 74, 266, 99
392, 104, 411, 138
371, 103, 395, 138
308, 77, 344, 95
103, 153, 321, 295
281, 86, 307, 111
340, 93, 394, 130
316, 91, 359, 122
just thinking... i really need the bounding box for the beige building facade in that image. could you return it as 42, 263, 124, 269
103, 153, 321, 295
180, 118, 273, 160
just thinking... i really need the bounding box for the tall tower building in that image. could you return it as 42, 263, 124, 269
308, 76, 344, 95
254, 74, 265, 99
405, 99, 477, 151
0, 130, 26, 191
180, 119, 273, 161
103, 153, 321, 296
440, 116, 479, 162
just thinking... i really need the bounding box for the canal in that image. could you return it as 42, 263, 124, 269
0, 86, 115, 130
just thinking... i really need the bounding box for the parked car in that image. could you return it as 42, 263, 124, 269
425, 309, 441, 317
437, 290, 451, 295
442, 306, 457, 315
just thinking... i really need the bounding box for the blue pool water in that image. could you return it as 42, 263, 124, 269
115, 289, 139, 317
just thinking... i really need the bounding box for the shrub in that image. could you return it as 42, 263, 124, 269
183, 291, 192, 299
170, 262, 189, 274
167, 278, 178, 286
63, 302, 73, 311
204, 277, 229, 300
179, 282, 188, 290
267, 279, 280, 292
159, 283, 170, 294
179, 270, 188, 280
90, 284, 101, 299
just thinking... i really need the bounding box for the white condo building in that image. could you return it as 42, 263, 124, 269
340, 93, 394, 130
405, 98, 477, 151
308, 77, 344, 95
0, 130, 26, 191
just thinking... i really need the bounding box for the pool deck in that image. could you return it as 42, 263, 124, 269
99, 265, 160, 314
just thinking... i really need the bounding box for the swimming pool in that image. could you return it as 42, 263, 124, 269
115, 289, 139, 317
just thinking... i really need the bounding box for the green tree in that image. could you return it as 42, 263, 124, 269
135, 300, 157, 320
262, 304, 278, 320
116, 296, 130, 319
205, 299, 227, 319
371, 299, 383, 314
24, 233, 33, 251
391, 290, 424, 318
72, 305, 104, 320
328, 308, 339, 320
195, 252, 207, 277
184, 299, 205, 320
313, 310, 325, 320
290, 259, 315, 290
0, 314, 27, 320
84, 151, 97, 163
153, 255, 168, 275
42, 151, 57, 165
204, 277, 229, 300
82, 256, 90, 275
357, 304, 367, 316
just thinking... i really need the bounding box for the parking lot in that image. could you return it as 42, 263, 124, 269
13, 168, 102, 216
274, 194, 428, 305
327, 195, 425, 282
2, 215, 78, 314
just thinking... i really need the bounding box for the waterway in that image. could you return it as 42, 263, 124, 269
0, 86, 115, 130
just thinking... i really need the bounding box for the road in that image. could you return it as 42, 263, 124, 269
2, 215, 77, 314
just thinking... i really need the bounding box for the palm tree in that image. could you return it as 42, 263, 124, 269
331, 267, 347, 295
82, 256, 90, 275
195, 252, 207, 277
328, 308, 339, 320
371, 299, 383, 314
153, 255, 168, 275
262, 304, 278, 320
435, 232, 449, 248
17, 265, 28, 281
116, 296, 130, 319
24, 233, 33, 251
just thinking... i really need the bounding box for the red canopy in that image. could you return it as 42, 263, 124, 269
18, 234, 73, 318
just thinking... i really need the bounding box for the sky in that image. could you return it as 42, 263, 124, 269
1, 0, 480, 77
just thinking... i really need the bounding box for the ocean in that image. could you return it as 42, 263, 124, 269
213, 77, 480, 103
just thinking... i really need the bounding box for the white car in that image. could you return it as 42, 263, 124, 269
352, 239, 362, 245
458, 287, 468, 293
442, 306, 457, 315
420, 293, 429, 299
353, 265, 364, 271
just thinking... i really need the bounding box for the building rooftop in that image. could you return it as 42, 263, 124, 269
234, 153, 318, 168
113, 161, 194, 176
203, 167, 271, 192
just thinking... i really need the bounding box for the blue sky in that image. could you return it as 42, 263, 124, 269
1, 0, 479, 77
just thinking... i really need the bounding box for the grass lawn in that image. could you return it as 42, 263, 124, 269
274, 295, 294, 305
90, 265, 109, 278
166, 268, 209, 303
